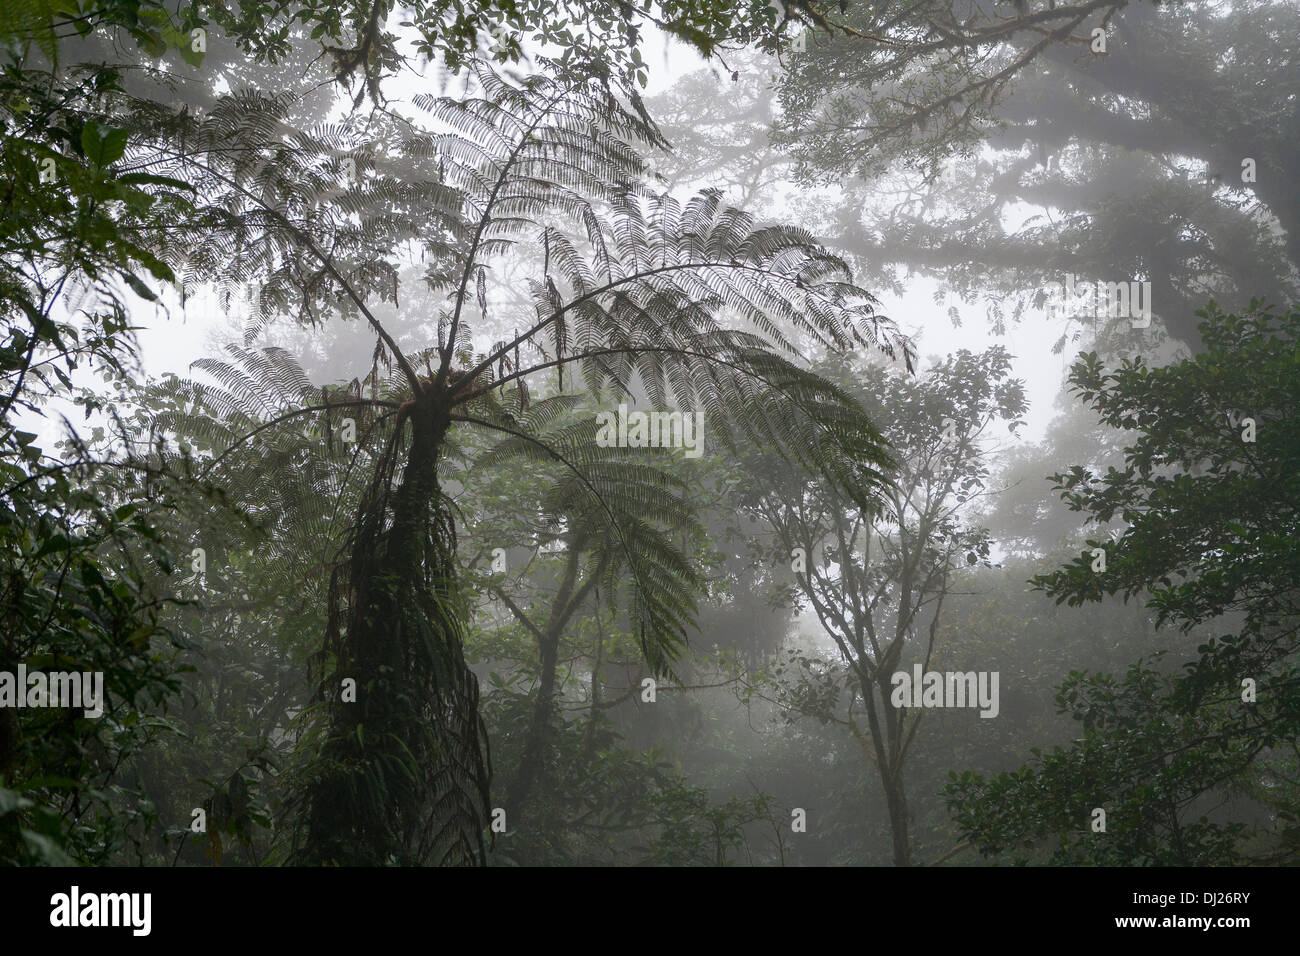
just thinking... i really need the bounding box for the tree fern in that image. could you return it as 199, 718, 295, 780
130, 62, 908, 866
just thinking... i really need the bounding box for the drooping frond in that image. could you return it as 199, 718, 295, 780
457, 397, 703, 674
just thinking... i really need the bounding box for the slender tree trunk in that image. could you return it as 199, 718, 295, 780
861, 669, 913, 867
882, 767, 912, 867
877, 668, 912, 867
507, 542, 596, 819
509, 629, 559, 816
582, 620, 604, 759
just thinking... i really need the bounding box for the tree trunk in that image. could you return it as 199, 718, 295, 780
882, 767, 912, 867
506, 541, 599, 820
508, 629, 559, 816
296, 397, 491, 866
861, 668, 913, 867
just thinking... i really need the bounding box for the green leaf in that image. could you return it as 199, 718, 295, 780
81, 124, 128, 169
116, 172, 195, 192
121, 271, 158, 301
0, 786, 33, 816
33, 533, 73, 558
137, 29, 167, 58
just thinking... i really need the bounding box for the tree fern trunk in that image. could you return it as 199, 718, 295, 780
295, 398, 491, 866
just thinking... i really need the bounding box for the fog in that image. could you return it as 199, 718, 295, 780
2, 0, 1296, 871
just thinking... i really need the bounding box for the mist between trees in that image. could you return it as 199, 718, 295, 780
1, 0, 1296, 866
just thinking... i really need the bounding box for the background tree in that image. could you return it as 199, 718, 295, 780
0, 3, 207, 863
454, 407, 703, 830
947, 299, 1300, 864
740, 347, 1026, 864
771, 0, 1300, 347
646, 3, 1298, 353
